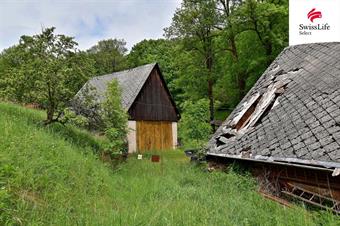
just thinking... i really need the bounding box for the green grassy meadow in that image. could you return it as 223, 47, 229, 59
0, 102, 338, 225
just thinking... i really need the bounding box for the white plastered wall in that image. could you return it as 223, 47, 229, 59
127, 120, 137, 153
172, 122, 178, 149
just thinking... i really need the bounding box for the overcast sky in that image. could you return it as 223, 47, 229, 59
0, 0, 181, 52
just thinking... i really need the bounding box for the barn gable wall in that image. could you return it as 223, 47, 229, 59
128, 67, 178, 122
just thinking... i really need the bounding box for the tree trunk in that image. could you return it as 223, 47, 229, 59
208, 74, 215, 131
266, 44, 272, 66
46, 84, 55, 124
46, 107, 54, 124
206, 49, 215, 131
229, 36, 247, 101
237, 73, 246, 101
265, 21, 274, 66
230, 36, 238, 62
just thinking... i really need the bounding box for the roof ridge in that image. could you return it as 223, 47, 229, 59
91, 62, 157, 80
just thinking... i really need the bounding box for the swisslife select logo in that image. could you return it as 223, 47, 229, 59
299, 8, 330, 36
289, 0, 340, 45
307, 8, 322, 22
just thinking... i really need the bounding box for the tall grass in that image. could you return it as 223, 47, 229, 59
0, 103, 338, 225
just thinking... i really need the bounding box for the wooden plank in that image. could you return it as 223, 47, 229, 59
128, 68, 179, 122
231, 93, 261, 128
245, 84, 277, 129
136, 121, 173, 152
258, 191, 293, 208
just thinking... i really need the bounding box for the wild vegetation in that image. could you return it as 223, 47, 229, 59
178, 99, 212, 149
101, 80, 129, 154
0, 28, 95, 124
2, 1, 335, 224
0, 0, 289, 148
1, 103, 338, 226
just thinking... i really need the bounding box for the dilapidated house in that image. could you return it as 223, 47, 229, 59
206, 42, 340, 213
74, 63, 180, 153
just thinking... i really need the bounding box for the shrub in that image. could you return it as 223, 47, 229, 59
71, 83, 104, 130
178, 99, 212, 149
61, 107, 89, 128
101, 79, 128, 154
71, 79, 128, 155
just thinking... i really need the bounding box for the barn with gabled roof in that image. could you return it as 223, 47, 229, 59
75, 63, 180, 153
206, 42, 340, 212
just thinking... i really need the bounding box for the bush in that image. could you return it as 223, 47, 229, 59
71, 79, 128, 155
178, 99, 212, 149
61, 107, 89, 128
101, 80, 128, 154
71, 83, 104, 130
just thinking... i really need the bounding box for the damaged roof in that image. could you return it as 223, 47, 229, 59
207, 42, 340, 170
77, 63, 156, 110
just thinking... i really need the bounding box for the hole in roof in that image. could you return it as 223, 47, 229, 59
234, 83, 287, 131
215, 137, 226, 147
214, 81, 288, 149
222, 133, 236, 139
254, 93, 281, 127
235, 95, 262, 131
215, 126, 237, 147
274, 69, 286, 76
215, 131, 237, 147
252, 85, 287, 127
290, 68, 301, 73
240, 147, 252, 158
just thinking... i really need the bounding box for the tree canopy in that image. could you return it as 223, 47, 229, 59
0, 27, 95, 123
87, 38, 128, 75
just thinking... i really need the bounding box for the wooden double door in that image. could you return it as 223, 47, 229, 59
136, 121, 173, 152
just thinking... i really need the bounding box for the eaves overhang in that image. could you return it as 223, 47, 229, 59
207, 152, 340, 175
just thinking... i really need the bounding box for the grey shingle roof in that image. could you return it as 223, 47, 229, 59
207, 42, 340, 169
78, 63, 156, 110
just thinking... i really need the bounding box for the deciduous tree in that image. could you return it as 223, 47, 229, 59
165, 0, 220, 130
0, 27, 95, 124
87, 38, 128, 75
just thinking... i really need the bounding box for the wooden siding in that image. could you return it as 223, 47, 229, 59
128, 67, 179, 122
136, 121, 173, 152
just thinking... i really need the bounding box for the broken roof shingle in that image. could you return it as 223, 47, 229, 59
77, 63, 156, 110
207, 42, 340, 169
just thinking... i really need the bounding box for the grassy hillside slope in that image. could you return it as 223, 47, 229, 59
0, 103, 338, 225
0, 103, 118, 225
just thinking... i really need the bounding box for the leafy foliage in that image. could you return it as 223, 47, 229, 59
165, 0, 220, 126
179, 99, 212, 149
127, 39, 184, 105
71, 79, 128, 154
101, 79, 128, 154
61, 107, 89, 128
71, 83, 104, 130
0, 27, 95, 123
87, 38, 128, 75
